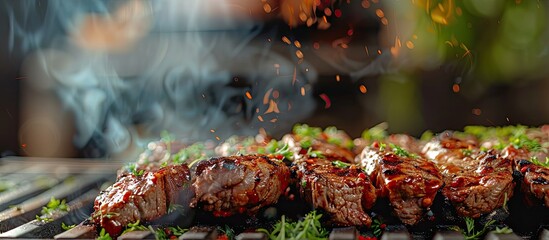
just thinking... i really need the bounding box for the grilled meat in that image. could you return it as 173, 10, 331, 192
502, 145, 549, 206
293, 157, 377, 227
117, 141, 214, 177
282, 124, 356, 162
92, 164, 191, 236
190, 155, 290, 217
357, 141, 443, 225
422, 132, 514, 218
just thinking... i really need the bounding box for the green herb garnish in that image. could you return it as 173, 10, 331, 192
36, 197, 70, 222
420, 130, 434, 141
530, 156, 549, 168
390, 144, 417, 158
257, 211, 328, 240
219, 225, 235, 240
126, 163, 145, 177
61, 222, 75, 230
149, 226, 167, 240
332, 160, 351, 168
121, 220, 148, 235
97, 228, 112, 240
462, 149, 473, 156
450, 217, 495, 240
494, 226, 513, 234
306, 148, 325, 158
371, 218, 385, 237
361, 123, 388, 141
293, 124, 322, 138
173, 143, 207, 165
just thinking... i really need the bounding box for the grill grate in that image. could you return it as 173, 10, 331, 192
0, 157, 546, 240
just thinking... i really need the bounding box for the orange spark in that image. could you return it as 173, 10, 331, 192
336, 75, 341, 82
245, 91, 252, 100
359, 85, 367, 93
258, 115, 264, 122
210, 129, 215, 133
263, 3, 272, 13
265, 100, 280, 114
270, 118, 278, 123
452, 84, 460, 93
282, 36, 291, 45
294, 40, 302, 48
263, 88, 274, 105
406, 41, 415, 49
375, 9, 384, 18
362, 0, 370, 8
319, 93, 331, 109
472, 108, 482, 116
300, 87, 306, 96
377, 49, 382, 55
295, 50, 304, 59
215, 136, 221, 141
313, 42, 320, 49
292, 67, 297, 85
381, 17, 388, 25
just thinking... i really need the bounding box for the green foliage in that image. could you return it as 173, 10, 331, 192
293, 124, 322, 139
36, 197, 70, 222
61, 222, 75, 231
257, 211, 328, 240
121, 220, 148, 235
371, 218, 384, 237
97, 228, 112, 240
450, 217, 495, 240
126, 163, 145, 177
332, 160, 351, 169
361, 123, 388, 141
219, 225, 235, 240
173, 143, 207, 165
530, 156, 549, 168
494, 226, 513, 234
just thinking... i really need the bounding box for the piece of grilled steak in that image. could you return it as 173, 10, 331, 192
92, 164, 191, 236
502, 145, 549, 206
293, 157, 377, 227
422, 132, 514, 218
117, 141, 214, 177
357, 142, 443, 225
282, 125, 356, 162
190, 155, 290, 217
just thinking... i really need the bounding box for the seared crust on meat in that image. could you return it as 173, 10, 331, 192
422, 132, 514, 217
357, 143, 443, 225
502, 145, 549, 206
190, 155, 290, 217
293, 157, 376, 227
92, 164, 191, 237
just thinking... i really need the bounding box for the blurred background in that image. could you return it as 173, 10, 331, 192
0, 0, 548, 158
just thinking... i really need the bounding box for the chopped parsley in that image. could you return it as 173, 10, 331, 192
332, 160, 351, 168
361, 123, 388, 141
126, 163, 145, 177
121, 220, 148, 235
173, 143, 207, 165
61, 222, 75, 231
390, 144, 417, 158
461, 149, 473, 156
97, 228, 112, 240
306, 148, 325, 159
530, 156, 549, 168
36, 197, 70, 222
293, 124, 322, 138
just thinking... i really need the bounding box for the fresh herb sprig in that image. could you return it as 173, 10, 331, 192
530, 156, 549, 168
121, 220, 148, 235
174, 143, 207, 166
494, 226, 513, 234
332, 160, 351, 169
97, 228, 112, 240
36, 197, 70, 222
389, 144, 417, 158
61, 222, 75, 230
371, 218, 386, 238
450, 217, 495, 240
306, 148, 325, 159
219, 225, 235, 240
126, 163, 145, 177
257, 211, 328, 240
362, 123, 388, 141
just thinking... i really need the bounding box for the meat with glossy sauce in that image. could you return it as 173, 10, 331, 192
357, 141, 443, 225
92, 164, 191, 237
422, 132, 514, 218
502, 145, 549, 207
190, 155, 290, 217
293, 157, 377, 227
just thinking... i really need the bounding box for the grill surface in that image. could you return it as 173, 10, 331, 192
0, 157, 547, 240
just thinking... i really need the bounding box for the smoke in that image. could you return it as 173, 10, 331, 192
7, 0, 317, 156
